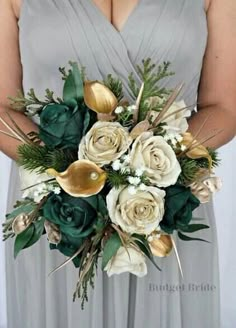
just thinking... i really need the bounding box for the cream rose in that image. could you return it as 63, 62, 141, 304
190, 176, 222, 203
78, 121, 132, 167
147, 96, 190, 134
107, 185, 165, 235
104, 246, 147, 277
19, 167, 51, 202
130, 132, 181, 187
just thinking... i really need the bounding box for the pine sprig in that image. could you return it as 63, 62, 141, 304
178, 148, 220, 185
59, 63, 86, 81
76, 252, 99, 309
107, 169, 150, 189
178, 157, 200, 185
103, 74, 124, 101
128, 59, 175, 121
9, 88, 61, 114
196, 148, 220, 169
107, 170, 130, 188
17, 144, 76, 173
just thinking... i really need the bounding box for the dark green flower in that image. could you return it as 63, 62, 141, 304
160, 185, 200, 234
39, 103, 90, 149
43, 192, 98, 267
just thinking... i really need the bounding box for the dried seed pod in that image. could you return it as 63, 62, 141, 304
149, 234, 173, 257
44, 220, 61, 245
12, 213, 31, 235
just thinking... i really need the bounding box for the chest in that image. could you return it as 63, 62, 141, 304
18, 0, 208, 107
91, 0, 140, 32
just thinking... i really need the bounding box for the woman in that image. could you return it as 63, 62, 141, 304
0, 0, 235, 327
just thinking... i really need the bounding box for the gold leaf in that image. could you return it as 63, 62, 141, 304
181, 132, 212, 168
84, 81, 118, 114
97, 113, 116, 122
130, 120, 151, 139
149, 235, 173, 257
46, 160, 107, 197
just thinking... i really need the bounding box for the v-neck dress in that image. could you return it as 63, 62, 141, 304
5, 1, 220, 327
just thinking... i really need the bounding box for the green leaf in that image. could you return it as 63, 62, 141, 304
6, 203, 36, 220
133, 234, 161, 271
98, 195, 108, 217
63, 63, 83, 107
102, 232, 122, 270
178, 232, 210, 243
14, 225, 35, 258
179, 224, 209, 233
82, 109, 90, 136
25, 217, 45, 248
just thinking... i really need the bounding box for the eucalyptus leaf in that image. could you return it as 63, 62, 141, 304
14, 224, 35, 258
6, 203, 36, 220
102, 232, 122, 270
178, 231, 210, 243
98, 195, 108, 217
179, 224, 209, 233
133, 235, 161, 271
63, 63, 83, 107
25, 217, 46, 248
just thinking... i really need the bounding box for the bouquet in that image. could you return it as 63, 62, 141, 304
1, 59, 222, 307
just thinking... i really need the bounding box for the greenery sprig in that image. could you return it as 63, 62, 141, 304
103, 74, 124, 101
128, 59, 174, 121
17, 143, 77, 173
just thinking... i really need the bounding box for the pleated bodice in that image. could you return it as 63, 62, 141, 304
19, 0, 207, 106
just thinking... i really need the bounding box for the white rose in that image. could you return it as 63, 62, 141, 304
19, 167, 50, 202
130, 132, 181, 187
107, 185, 165, 234
148, 97, 190, 134
78, 121, 132, 167
104, 246, 147, 277
162, 100, 190, 134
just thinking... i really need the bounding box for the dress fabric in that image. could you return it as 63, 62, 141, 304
5, 0, 220, 327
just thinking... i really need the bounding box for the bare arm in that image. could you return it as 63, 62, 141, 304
0, 0, 38, 160
188, 0, 236, 148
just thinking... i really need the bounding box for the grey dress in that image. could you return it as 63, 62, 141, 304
5, 0, 220, 327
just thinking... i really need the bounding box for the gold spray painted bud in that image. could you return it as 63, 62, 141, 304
12, 213, 31, 235
84, 81, 118, 114
149, 234, 173, 257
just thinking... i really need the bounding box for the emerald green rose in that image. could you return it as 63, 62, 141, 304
39, 103, 89, 149
43, 192, 98, 267
160, 185, 200, 234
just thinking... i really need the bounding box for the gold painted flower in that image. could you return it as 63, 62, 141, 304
181, 132, 212, 168
148, 234, 173, 257
47, 160, 107, 197
84, 81, 118, 114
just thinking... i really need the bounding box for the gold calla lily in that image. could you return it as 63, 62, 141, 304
149, 234, 173, 257
46, 160, 107, 198
181, 132, 212, 168
84, 81, 118, 114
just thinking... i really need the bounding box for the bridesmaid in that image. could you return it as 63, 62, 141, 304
0, 1, 236, 328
